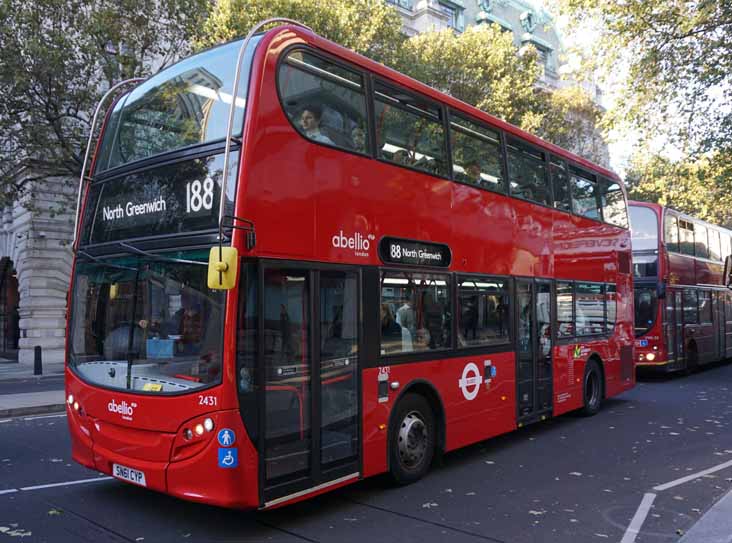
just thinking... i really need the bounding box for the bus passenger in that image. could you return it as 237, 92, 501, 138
464, 160, 482, 185
350, 126, 366, 152
299, 105, 334, 145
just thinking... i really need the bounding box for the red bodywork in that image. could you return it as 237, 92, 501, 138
67, 26, 635, 510
630, 201, 732, 371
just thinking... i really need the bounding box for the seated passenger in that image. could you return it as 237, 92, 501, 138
299, 105, 334, 145
463, 159, 482, 185
350, 126, 366, 152
392, 149, 410, 165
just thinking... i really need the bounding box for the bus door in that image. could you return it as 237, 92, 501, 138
675, 290, 684, 366
516, 279, 553, 422
716, 291, 725, 359
260, 266, 360, 506
665, 290, 677, 366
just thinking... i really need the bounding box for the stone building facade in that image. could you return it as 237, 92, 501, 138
0, 178, 74, 364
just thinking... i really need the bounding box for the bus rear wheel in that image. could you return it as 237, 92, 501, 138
389, 394, 435, 485
581, 359, 603, 417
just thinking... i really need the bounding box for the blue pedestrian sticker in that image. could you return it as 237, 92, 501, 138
490, 365, 497, 378
640, 339, 648, 347
218, 448, 238, 468
217, 428, 236, 447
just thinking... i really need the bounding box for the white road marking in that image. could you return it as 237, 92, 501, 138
620, 493, 656, 543
0, 419, 10, 424
653, 459, 732, 491
19, 476, 112, 491
22, 413, 67, 421
0, 489, 18, 495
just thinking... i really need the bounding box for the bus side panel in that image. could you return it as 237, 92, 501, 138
361, 352, 516, 478
552, 344, 584, 416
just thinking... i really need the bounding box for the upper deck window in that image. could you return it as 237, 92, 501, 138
507, 140, 550, 206
679, 219, 695, 256
664, 212, 679, 252
96, 37, 261, 173
600, 178, 629, 228
570, 169, 601, 220
695, 224, 709, 259
629, 206, 659, 252
709, 229, 722, 261
550, 158, 571, 213
278, 50, 368, 153
374, 82, 447, 177
449, 112, 505, 192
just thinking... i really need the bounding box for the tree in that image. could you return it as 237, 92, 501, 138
626, 149, 732, 228
195, 0, 405, 66
559, 0, 732, 154
534, 85, 608, 166
0, 0, 209, 208
394, 25, 543, 133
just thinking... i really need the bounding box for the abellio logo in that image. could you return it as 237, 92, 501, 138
108, 399, 137, 420
331, 230, 374, 258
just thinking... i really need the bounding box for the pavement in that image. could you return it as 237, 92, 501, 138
0, 357, 66, 417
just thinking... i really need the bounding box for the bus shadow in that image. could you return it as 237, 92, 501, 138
637, 358, 732, 383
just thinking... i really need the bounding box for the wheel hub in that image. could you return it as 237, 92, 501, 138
397, 411, 427, 469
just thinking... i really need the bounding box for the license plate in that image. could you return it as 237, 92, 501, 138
112, 463, 147, 487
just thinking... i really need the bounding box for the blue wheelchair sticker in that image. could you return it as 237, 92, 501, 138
639, 339, 648, 347
218, 448, 238, 468
217, 428, 236, 447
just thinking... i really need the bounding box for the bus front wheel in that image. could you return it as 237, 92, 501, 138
581, 359, 603, 417
389, 393, 435, 485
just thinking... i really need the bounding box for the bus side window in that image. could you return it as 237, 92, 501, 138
373, 81, 447, 177
557, 282, 574, 338
664, 213, 680, 252
679, 220, 695, 256
695, 224, 709, 259
606, 283, 616, 334
570, 168, 601, 221
600, 178, 629, 228
710, 229, 722, 261
683, 289, 698, 324
449, 111, 506, 193
550, 158, 571, 212
278, 49, 369, 154
456, 276, 510, 347
507, 139, 550, 206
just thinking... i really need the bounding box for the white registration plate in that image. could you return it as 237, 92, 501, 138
112, 463, 147, 487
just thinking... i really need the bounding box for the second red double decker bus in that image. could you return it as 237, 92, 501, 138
630, 200, 732, 372
66, 22, 635, 510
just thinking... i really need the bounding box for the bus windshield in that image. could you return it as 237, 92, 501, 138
68, 249, 225, 393
630, 206, 659, 252
634, 286, 658, 337
95, 36, 261, 173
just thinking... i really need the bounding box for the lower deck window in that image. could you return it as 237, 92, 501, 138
380, 271, 451, 355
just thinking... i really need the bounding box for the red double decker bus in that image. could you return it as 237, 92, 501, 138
629, 201, 732, 372
66, 21, 634, 509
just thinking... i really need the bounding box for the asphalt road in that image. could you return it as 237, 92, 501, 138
2, 363, 732, 543
0, 375, 65, 395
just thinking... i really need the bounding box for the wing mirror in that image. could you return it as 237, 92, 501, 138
207, 246, 238, 290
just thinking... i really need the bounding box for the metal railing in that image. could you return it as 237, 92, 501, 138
72, 78, 144, 251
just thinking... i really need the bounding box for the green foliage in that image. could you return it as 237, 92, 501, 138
0, 0, 208, 208
195, 0, 405, 66
395, 25, 543, 133
534, 85, 607, 166
626, 149, 732, 228
559, 0, 732, 154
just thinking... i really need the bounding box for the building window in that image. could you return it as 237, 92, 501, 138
439, 1, 465, 31
386, 0, 413, 9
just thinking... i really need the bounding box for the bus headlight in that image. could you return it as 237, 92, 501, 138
67, 394, 74, 405
203, 418, 214, 432
646, 353, 656, 362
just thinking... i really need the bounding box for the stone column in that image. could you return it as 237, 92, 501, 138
13, 176, 74, 365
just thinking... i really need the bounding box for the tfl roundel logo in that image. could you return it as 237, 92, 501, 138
459, 363, 481, 401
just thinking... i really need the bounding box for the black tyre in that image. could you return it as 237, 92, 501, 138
580, 359, 603, 417
389, 393, 435, 485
